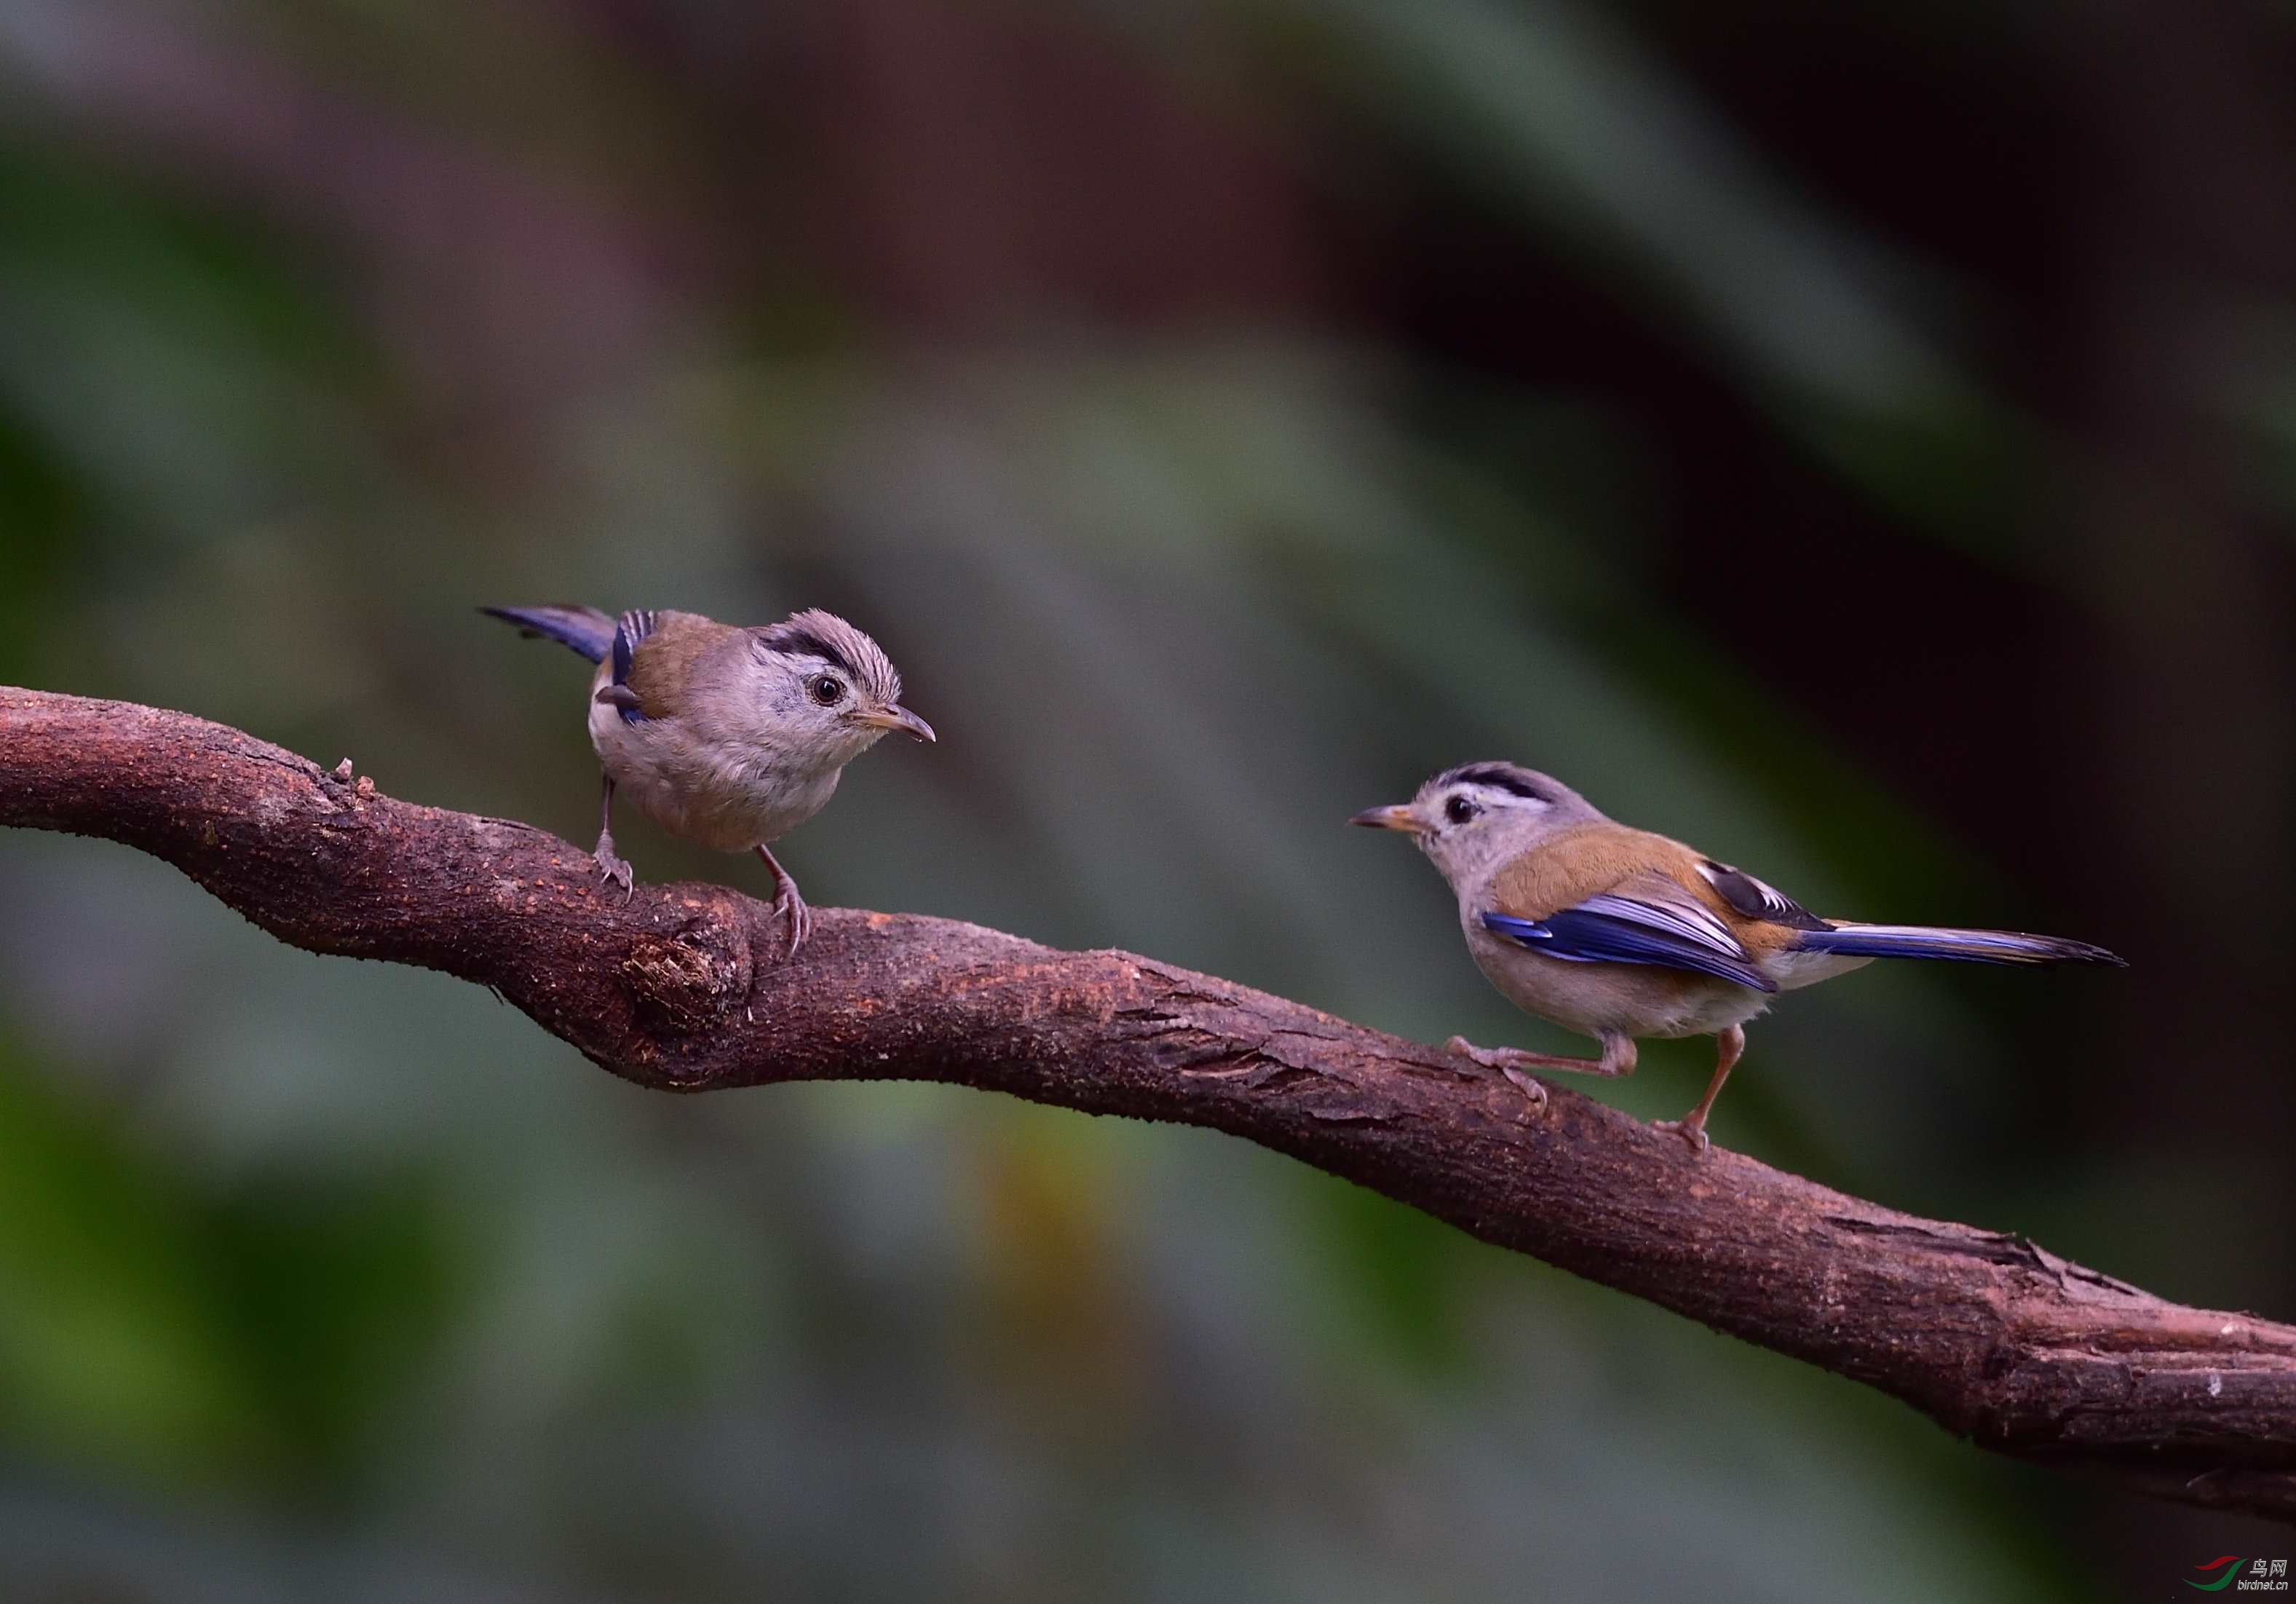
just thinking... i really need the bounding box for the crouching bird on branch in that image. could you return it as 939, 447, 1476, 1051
1352, 763, 2123, 1153
482, 604, 935, 956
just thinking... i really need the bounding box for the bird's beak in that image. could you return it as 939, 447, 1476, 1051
1349, 804, 1427, 834
855, 704, 936, 743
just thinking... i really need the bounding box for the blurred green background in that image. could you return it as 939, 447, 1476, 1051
2, 1, 2292, 1598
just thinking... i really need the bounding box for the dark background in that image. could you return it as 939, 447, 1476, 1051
1, 1, 2292, 1599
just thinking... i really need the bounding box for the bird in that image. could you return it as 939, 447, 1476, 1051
483, 603, 934, 956
1350, 762, 2123, 1152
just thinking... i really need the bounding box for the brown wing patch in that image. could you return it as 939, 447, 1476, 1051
1490, 826, 1821, 963
1488, 824, 1709, 920
621, 610, 729, 719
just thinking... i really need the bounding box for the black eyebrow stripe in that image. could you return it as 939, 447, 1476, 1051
757, 624, 857, 679
1441, 763, 1551, 800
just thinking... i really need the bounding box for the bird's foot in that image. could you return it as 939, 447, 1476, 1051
592, 839, 635, 898
1443, 1037, 1550, 1109
772, 883, 812, 960
1444, 1035, 1522, 1070
1652, 1115, 1712, 1155
1446, 1036, 1591, 1073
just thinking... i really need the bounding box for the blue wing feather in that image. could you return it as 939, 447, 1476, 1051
1791, 923, 2123, 967
1482, 900, 1778, 992
609, 609, 658, 724
481, 604, 614, 663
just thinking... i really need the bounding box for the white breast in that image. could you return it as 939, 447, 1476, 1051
585, 667, 840, 851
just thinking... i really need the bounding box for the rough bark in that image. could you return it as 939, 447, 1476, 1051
3, 687, 2292, 1522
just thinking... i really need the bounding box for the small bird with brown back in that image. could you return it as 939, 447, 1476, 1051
1353, 763, 2122, 1152
484, 604, 934, 957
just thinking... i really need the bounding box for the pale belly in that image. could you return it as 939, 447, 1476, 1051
586, 684, 837, 852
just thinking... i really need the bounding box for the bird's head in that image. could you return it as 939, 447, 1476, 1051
741, 609, 934, 765
1350, 762, 1599, 886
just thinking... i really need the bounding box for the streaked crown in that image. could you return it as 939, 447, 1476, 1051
1425, 762, 1572, 805
753, 609, 903, 707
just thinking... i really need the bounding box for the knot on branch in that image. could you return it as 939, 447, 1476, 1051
619, 914, 753, 1044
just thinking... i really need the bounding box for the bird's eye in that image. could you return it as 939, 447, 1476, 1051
809, 674, 844, 705
1444, 794, 1478, 825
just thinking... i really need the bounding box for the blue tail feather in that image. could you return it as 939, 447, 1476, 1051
1792, 924, 2123, 967
481, 604, 615, 663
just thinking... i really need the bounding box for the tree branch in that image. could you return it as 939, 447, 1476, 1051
4, 687, 2292, 1522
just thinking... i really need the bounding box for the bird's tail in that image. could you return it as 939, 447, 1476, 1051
480, 604, 615, 663
1790, 923, 2124, 968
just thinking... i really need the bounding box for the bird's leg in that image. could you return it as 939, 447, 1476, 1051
1445, 1032, 1636, 1106
756, 843, 812, 959
1655, 1024, 1746, 1155
591, 774, 634, 897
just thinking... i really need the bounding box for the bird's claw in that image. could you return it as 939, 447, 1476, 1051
1654, 1117, 1711, 1155
1444, 1038, 1549, 1110
773, 887, 812, 959
593, 843, 635, 899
